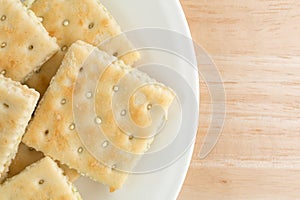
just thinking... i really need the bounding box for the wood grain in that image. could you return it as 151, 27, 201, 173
179, 0, 300, 199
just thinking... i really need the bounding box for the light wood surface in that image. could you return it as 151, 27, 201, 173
179, 0, 300, 199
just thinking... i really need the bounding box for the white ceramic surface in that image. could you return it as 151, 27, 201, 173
74, 0, 199, 199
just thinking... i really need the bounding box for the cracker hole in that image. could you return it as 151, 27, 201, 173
3, 103, 9, 108
61, 98, 66, 105
28, 45, 34, 50
129, 135, 134, 140
62, 19, 69, 26
120, 110, 127, 116
88, 22, 94, 29
79, 67, 83, 72
147, 104, 152, 110
38, 179, 44, 185
1, 42, 7, 48
111, 164, 117, 170
95, 116, 102, 125
102, 140, 108, 148
86, 92, 92, 99
1, 15, 6, 21
113, 52, 118, 57
112, 85, 119, 92
69, 123, 75, 130
61, 45, 68, 52
77, 147, 83, 153
44, 130, 49, 135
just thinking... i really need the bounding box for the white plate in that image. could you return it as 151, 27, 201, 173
74, 0, 199, 199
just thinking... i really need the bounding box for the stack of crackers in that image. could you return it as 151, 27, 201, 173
0, 0, 175, 199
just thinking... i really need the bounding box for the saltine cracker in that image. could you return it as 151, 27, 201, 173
25, 0, 140, 95
0, 157, 82, 200
0, 76, 39, 180
0, 0, 58, 82
23, 41, 175, 190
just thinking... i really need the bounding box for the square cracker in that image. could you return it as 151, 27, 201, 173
0, 157, 82, 200
25, 0, 140, 95
23, 40, 175, 190
0, 0, 59, 82
0, 75, 39, 180
8, 143, 80, 182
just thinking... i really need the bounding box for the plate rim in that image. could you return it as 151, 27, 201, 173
171, 0, 198, 199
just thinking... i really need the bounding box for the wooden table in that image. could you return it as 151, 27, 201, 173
178, 0, 300, 199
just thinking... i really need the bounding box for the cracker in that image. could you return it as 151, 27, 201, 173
0, 0, 58, 82
23, 41, 175, 190
8, 143, 80, 182
0, 157, 82, 200
0, 75, 39, 180
25, 0, 140, 95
